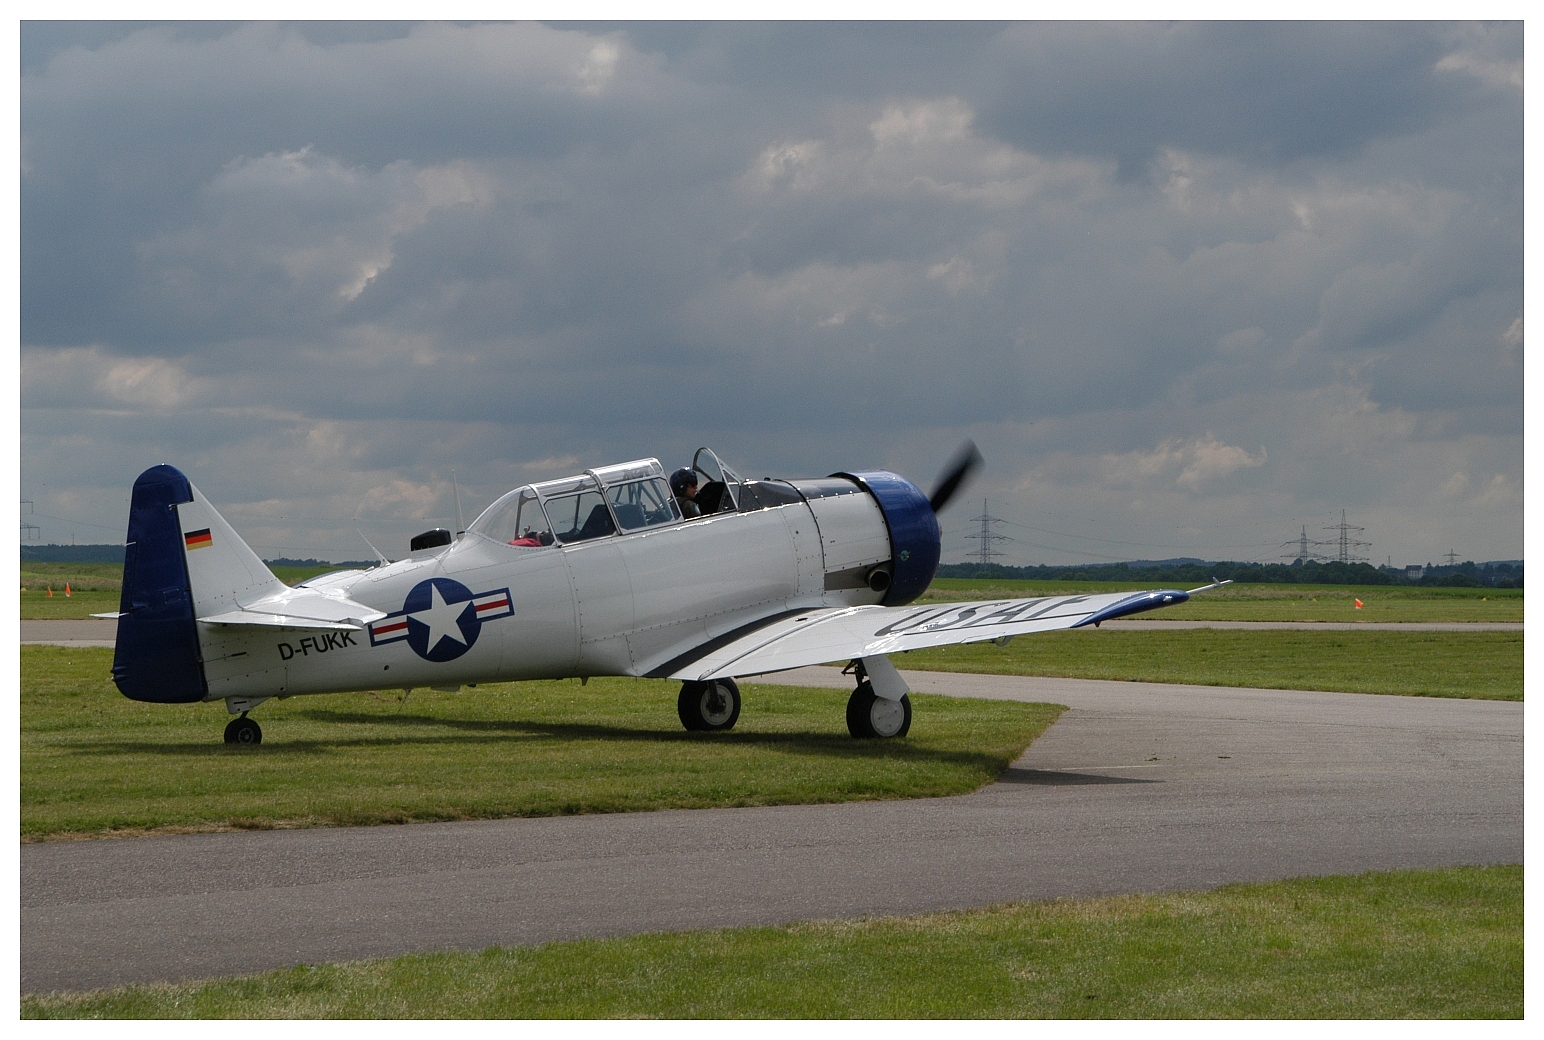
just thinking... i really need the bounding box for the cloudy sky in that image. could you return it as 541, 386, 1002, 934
19, 21, 1523, 566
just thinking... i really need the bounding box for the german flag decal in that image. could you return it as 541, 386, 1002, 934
184, 528, 213, 551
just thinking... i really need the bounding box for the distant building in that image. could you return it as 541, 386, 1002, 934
1406, 565, 1424, 580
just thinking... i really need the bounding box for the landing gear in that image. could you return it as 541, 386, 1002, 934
224, 714, 262, 745
678, 678, 741, 732
846, 681, 911, 739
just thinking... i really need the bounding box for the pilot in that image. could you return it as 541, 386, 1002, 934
670, 467, 700, 518
509, 528, 553, 547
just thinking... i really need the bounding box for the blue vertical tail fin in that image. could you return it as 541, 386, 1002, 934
112, 465, 207, 703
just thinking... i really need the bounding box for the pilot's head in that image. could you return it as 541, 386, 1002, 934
670, 467, 699, 499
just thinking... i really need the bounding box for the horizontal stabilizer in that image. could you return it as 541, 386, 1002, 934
198, 610, 368, 631
91, 611, 125, 619
198, 585, 385, 631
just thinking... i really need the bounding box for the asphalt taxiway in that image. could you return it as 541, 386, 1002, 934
21, 665, 1522, 994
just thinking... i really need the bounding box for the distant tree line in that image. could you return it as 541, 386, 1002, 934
263, 557, 378, 569
938, 559, 1523, 589
21, 544, 125, 564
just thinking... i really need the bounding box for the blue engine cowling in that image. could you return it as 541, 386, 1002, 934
833, 470, 941, 607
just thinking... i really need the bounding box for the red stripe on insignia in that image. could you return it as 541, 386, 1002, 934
475, 599, 509, 612
374, 620, 409, 635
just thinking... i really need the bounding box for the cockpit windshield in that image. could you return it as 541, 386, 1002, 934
467, 458, 682, 548
467, 486, 553, 546
691, 447, 743, 514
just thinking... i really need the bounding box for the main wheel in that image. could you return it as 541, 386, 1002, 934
846, 682, 911, 739
224, 716, 262, 745
678, 678, 741, 732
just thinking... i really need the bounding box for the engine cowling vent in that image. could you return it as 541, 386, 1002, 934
410, 528, 453, 552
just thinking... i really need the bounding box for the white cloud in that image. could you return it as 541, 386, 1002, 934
576, 40, 621, 95
144, 147, 495, 306
22, 347, 217, 412
926, 256, 976, 295
1093, 435, 1267, 492
740, 98, 1108, 210
1501, 316, 1522, 350
869, 98, 973, 147
1435, 50, 1522, 93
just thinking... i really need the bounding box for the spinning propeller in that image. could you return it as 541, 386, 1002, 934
927, 440, 984, 514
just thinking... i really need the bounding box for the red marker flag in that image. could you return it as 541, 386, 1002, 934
1354, 598, 1364, 609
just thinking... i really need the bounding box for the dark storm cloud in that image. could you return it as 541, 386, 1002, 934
976, 23, 1464, 173
19, 21, 1522, 563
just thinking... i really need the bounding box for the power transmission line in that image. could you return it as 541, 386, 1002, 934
1323, 510, 1371, 564
1279, 524, 1334, 563
964, 499, 1012, 567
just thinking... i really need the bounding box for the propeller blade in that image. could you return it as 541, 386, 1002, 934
928, 440, 984, 514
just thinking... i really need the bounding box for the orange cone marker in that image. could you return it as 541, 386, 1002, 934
46, 587, 53, 598
65, 583, 72, 597
1354, 598, 1364, 609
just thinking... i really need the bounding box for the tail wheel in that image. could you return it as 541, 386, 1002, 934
846, 681, 911, 739
678, 678, 741, 732
223, 716, 262, 745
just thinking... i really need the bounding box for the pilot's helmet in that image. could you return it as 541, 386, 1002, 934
669, 467, 699, 495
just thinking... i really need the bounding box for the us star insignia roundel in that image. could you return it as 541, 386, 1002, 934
368, 578, 514, 662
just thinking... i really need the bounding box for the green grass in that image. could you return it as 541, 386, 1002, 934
20, 562, 124, 619
20, 646, 1060, 840
901, 629, 1521, 700
267, 564, 364, 585
21, 865, 1521, 1018
922, 579, 1523, 623
20, 562, 355, 619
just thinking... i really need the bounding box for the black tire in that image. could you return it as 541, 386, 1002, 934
224, 716, 262, 745
846, 682, 911, 739
678, 678, 741, 732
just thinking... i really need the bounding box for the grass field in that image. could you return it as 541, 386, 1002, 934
19, 562, 349, 619
20, 646, 1059, 840
20, 562, 124, 619
901, 629, 1522, 701
21, 865, 1521, 1018
922, 578, 1523, 623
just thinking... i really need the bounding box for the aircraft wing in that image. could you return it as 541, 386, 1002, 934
197, 585, 386, 631
656, 588, 1192, 682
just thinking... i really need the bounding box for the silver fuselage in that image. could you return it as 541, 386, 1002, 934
200, 491, 891, 702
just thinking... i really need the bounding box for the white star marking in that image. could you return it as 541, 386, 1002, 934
409, 583, 470, 653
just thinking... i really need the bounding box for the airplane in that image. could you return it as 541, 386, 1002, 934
102, 444, 1219, 744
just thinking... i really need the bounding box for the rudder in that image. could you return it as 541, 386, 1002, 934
113, 465, 207, 703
